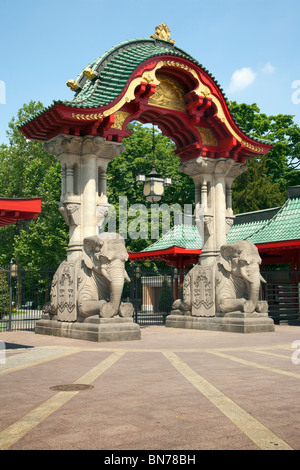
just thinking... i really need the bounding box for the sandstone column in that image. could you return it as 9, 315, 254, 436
181, 156, 246, 266
44, 134, 125, 261
174, 156, 246, 317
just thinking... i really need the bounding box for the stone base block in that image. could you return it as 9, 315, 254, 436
35, 314, 141, 342
166, 311, 275, 333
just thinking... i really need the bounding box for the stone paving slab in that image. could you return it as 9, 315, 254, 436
0, 325, 300, 451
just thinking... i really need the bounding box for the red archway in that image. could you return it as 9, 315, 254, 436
19, 42, 272, 163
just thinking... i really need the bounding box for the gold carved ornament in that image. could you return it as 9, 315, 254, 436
67, 79, 80, 91
195, 126, 218, 147
150, 23, 175, 43
111, 111, 131, 130
148, 74, 186, 112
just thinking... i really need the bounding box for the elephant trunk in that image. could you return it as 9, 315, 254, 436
240, 264, 262, 303
107, 260, 126, 315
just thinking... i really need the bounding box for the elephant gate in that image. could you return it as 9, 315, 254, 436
20, 24, 276, 340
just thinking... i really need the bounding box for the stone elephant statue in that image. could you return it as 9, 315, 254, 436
77, 233, 134, 319
216, 240, 268, 315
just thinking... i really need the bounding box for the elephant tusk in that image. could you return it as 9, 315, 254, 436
240, 265, 253, 284
260, 274, 266, 283
124, 270, 130, 282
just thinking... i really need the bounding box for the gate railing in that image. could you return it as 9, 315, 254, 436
0, 263, 55, 331
261, 270, 300, 324
0, 265, 299, 331
126, 265, 186, 326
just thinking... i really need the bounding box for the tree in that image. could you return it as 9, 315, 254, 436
229, 102, 300, 213
0, 101, 68, 267
106, 122, 195, 254
158, 275, 173, 313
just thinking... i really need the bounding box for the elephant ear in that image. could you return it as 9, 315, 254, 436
219, 244, 236, 272
82, 236, 103, 270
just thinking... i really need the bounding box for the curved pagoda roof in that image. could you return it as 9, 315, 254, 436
129, 224, 202, 267
20, 24, 272, 163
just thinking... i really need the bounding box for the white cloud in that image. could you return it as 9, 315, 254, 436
227, 67, 256, 93
261, 62, 276, 74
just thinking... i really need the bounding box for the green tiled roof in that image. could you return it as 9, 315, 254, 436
19, 36, 272, 147
226, 219, 268, 244
142, 224, 202, 252
141, 191, 300, 253
246, 196, 300, 244
67, 39, 200, 109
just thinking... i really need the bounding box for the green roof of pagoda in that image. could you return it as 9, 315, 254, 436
67, 38, 205, 109
142, 224, 203, 251
19, 34, 272, 146
141, 187, 300, 253
228, 188, 300, 245
246, 196, 300, 244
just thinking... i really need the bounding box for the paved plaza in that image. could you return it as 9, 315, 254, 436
0, 324, 300, 451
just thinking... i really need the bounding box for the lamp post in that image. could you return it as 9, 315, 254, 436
136, 124, 171, 202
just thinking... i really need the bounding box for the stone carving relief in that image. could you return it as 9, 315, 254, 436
172, 264, 215, 317
215, 240, 268, 316
148, 75, 186, 112
172, 240, 268, 318
59, 202, 81, 226
44, 261, 77, 322
43, 233, 134, 322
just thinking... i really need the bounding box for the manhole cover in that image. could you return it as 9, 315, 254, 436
50, 384, 94, 392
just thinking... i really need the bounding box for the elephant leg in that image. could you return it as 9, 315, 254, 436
243, 300, 256, 313
218, 297, 247, 314
100, 302, 115, 318
172, 298, 191, 313
78, 299, 107, 318
119, 302, 134, 317
256, 300, 268, 313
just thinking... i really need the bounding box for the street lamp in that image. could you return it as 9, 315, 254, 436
136, 124, 171, 202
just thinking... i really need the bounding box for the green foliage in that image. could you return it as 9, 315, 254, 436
0, 101, 68, 267
0, 272, 9, 319
106, 122, 195, 253
0, 100, 299, 269
229, 102, 300, 213
158, 274, 173, 313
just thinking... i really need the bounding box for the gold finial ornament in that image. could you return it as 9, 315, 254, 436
150, 23, 175, 43
67, 79, 80, 91
83, 67, 98, 80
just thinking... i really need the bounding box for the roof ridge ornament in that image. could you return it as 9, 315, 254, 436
66, 79, 80, 91
150, 23, 175, 44
83, 67, 98, 80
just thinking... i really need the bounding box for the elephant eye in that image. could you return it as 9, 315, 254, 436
239, 259, 248, 266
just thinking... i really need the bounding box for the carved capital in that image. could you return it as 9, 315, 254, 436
44, 134, 125, 161
44, 134, 82, 157
179, 156, 246, 180
59, 201, 81, 226
82, 136, 125, 160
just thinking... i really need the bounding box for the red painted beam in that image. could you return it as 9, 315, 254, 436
0, 198, 41, 227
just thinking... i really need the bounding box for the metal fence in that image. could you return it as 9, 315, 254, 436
0, 263, 55, 331
261, 270, 300, 324
0, 264, 298, 331
128, 265, 184, 326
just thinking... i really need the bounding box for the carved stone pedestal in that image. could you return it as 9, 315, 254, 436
35, 314, 141, 342
166, 311, 275, 334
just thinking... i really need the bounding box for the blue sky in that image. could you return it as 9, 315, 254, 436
0, 0, 299, 144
